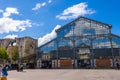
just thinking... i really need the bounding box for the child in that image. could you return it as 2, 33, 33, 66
0, 64, 8, 80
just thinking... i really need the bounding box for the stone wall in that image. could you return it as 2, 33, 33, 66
0, 36, 38, 58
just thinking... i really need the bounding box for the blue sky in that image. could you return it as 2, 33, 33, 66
0, 0, 120, 46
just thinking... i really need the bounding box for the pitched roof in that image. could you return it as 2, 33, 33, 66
56, 16, 112, 32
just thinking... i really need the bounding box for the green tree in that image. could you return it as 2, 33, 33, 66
0, 47, 8, 60
11, 46, 19, 61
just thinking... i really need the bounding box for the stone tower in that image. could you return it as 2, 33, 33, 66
15, 36, 38, 58
0, 36, 38, 58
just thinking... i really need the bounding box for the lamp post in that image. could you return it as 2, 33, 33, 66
72, 39, 77, 68
89, 21, 94, 68
109, 35, 115, 68
90, 38, 94, 68
56, 37, 59, 69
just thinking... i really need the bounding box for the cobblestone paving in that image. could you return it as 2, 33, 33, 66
8, 69, 120, 80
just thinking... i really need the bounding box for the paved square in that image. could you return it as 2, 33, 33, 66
8, 69, 120, 80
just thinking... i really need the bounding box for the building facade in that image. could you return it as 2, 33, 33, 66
0, 36, 38, 63
37, 17, 120, 69
15, 37, 38, 58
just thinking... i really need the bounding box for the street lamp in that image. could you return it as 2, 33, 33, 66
109, 35, 115, 68
72, 39, 77, 68
90, 38, 94, 68
56, 37, 59, 69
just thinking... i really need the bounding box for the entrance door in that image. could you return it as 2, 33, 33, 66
42, 60, 52, 69
78, 59, 90, 69
77, 43, 91, 69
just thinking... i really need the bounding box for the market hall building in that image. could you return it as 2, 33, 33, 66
37, 17, 120, 69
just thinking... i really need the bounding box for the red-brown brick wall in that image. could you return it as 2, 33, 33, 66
60, 59, 73, 68
95, 58, 112, 67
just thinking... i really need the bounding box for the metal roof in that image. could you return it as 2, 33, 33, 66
56, 16, 112, 32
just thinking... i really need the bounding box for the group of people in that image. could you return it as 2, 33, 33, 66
0, 63, 24, 80
16, 64, 24, 72
0, 64, 8, 80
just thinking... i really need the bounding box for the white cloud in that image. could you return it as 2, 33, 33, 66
3, 7, 19, 17
32, 22, 44, 27
0, 18, 31, 33
0, 7, 32, 34
4, 34, 18, 39
32, 0, 52, 11
38, 25, 61, 46
32, 2, 46, 11
48, 0, 52, 3
56, 2, 95, 20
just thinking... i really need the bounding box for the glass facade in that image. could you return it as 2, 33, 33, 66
38, 17, 120, 69
38, 39, 57, 60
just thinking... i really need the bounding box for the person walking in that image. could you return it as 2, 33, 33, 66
0, 64, 8, 80
116, 62, 120, 69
